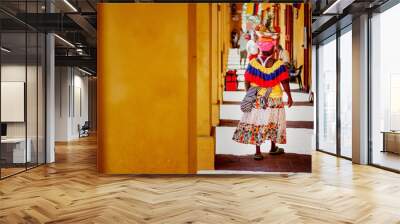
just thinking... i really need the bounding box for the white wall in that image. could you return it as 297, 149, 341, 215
55, 67, 70, 141
1, 66, 26, 138
1, 64, 46, 164
1, 65, 41, 138
55, 67, 89, 141
72, 73, 89, 137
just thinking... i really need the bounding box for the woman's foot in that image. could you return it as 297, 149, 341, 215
269, 146, 285, 155
253, 153, 264, 160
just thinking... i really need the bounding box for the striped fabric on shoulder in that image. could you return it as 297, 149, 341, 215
240, 86, 259, 113
244, 59, 289, 88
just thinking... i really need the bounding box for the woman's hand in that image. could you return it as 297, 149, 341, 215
287, 96, 293, 108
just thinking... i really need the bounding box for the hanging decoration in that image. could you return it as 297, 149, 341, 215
293, 3, 301, 19
246, 3, 254, 15
242, 3, 247, 32
253, 3, 259, 16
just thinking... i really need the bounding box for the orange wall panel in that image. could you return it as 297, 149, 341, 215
97, 4, 194, 174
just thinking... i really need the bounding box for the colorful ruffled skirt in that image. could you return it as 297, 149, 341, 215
232, 95, 287, 145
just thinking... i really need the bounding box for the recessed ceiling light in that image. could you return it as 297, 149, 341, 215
1, 47, 11, 53
54, 34, 75, 48
63, 0, 78, 12
323, 0, 355, 15
78, 67, 93, 76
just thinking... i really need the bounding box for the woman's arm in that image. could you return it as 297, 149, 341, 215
281, 79, 293, 108
245, 81, 250, 91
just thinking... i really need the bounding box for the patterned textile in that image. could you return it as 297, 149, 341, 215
244, 59, 289, 88
240, 86, 272, 113
251, 82, 282, 98
232, 95, 286, 145
248, 54, 258, 61
240, 86, 259, 113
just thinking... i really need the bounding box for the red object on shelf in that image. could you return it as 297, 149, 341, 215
225, 69, 238, 91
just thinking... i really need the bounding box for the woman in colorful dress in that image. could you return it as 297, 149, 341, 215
232, 40, 293, 160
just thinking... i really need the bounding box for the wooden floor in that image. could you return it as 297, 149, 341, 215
0, 167, 26, 178
1, 136, 400, 223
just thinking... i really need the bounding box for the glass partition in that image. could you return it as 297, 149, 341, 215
27, 30, 38, 169
38, 32, 45, 165
370, 4, 400, 171
0, 2, 46, 179
339, 27, 352, 158
1, 30, 28, 177
317, 35, 337, 154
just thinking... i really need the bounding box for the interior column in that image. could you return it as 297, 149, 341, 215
352, 14, 369, 164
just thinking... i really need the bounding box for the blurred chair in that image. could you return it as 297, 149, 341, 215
290, 65, 303, 90
79, 121, 90, 138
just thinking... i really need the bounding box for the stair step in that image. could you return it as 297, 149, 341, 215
219, 119, 314, 129
220, 104, 314, 121
224, 88, 308, 93
216, 126, 313, 155
223, 91, 311, 104
222, 101, 313, 107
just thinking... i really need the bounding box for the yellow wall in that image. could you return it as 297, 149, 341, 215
98, 4, 196, 174
281, 4, 310, 89
293, 5, 305, 82
211, 4, 220, 127
279, 5, 286, 49
196, 4, 214, 170
231, 4, 242, 33
196, 3, 231, 170
98, 3, 230, 173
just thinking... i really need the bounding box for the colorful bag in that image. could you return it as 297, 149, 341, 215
240, 86, 272, 113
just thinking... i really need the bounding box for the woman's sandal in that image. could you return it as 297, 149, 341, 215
269, 146, 285, 155
253, 153, 264, 160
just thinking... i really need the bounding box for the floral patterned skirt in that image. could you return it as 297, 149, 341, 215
232, 96, 286, 145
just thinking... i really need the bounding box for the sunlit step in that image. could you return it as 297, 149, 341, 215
223, 91, 310, 102
235, 81, 301, 89
238, 82, 245, 89
216, 126, 313, 155
225, 69, 246, 75
219, 104, 314, 121
227, 65, 246, 70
